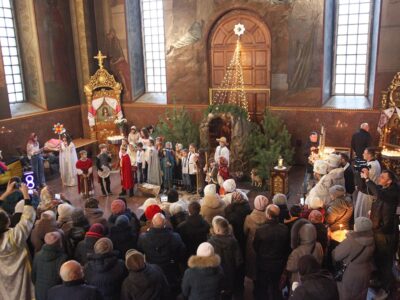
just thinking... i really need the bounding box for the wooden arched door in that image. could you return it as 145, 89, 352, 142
209, 10, 271, 121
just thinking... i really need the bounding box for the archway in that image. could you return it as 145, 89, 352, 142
209, 10, 271, 121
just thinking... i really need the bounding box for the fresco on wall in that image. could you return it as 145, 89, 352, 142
94, 0, 132, 102
34, 0, 79, 109
165, 0, 324, 107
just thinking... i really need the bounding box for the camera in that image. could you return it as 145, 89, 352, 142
354, 159, 371, 172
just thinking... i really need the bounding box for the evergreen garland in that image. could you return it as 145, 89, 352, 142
204, 104, 248, 119
246, 109, 294, 181
154, 107, 200, 148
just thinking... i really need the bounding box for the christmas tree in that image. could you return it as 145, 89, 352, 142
246, 109, 294, 181
154, 107, 199, 148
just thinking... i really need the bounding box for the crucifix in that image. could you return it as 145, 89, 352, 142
94, 50, 107, 69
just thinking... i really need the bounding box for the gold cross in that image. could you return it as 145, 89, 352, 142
94, 50, 107, 69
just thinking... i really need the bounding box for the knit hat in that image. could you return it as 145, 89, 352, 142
14, 200, 25, 214
231, 191, 244, 203
329, 185, 346, 199
223, 179, 236, 193
86, 223, 105, 238
354, 217, 372, 232
196, 242, 215, 257
272, 193, 287, 206
308, 210, 323, 224
204, 184, 217, 196
116, 215, 129, 226
169, 203, 183, 216
42, 210, 56, 220
313, 160, 328, 175
57, 203, 74, 219
254, 195, 269, 211
125, 249, 145, 271
326, 153, 341, 169
308, 197, 324, 209
111, 199, 126, 215
44, 231, 62, 247
94, 237, 113, 254
144, 204, 161, 221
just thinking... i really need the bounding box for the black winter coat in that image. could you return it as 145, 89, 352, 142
277, 204, 290, 223
368, 181, 400, 235
32, 244, 68, 300
289, 270, 339, 300
313, 223, 328, 253
253, 219, 290, 272
343, 165, 355, 194
47, 280, 104, 300
120, 264, 170, 300
74, 236, 101, 265
224, 200, 251, 254
137, 227, 186, 287
170, 211, 188, 230
208, 234, 243, 291
84, 252, 127, 300
109, 223, 137, 259
177, 214, 210, 257
351, 129, 371, 158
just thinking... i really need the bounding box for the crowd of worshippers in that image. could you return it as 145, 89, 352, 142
1, 162, 399, 300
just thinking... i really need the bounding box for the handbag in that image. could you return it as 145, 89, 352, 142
334, 246, 366, 281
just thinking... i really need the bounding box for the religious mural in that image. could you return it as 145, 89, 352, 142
34, 0, 79, 109
94, 0, 132, 102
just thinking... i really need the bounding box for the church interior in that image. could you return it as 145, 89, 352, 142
0, 0, 400, 299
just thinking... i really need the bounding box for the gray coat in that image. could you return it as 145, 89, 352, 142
332, 230, 375, 300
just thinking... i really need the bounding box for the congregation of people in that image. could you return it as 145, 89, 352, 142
0, 122, 399, 300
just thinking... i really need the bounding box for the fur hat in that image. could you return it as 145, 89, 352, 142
145, 204, 161, 221
354, 217, 372, 232
308, 197, 324, 209
204, 184, 217, 196
196, 242, 215, 257
44, 231, 62, 246
111, 199, 126, 215
14, 200, 25, 214
329, 185, 346, 199
254, 195, 269, 211
57, 203, 74, 219
125, 249, 145, 271
313, 160, 329, 175
116, 215, 129, 226
308, 210, 323, 224
272, 193, 287, 206
169, 202, 184, 216
94, 237, 113, 254
223, 179, 236, 193
326, 153, 341, 170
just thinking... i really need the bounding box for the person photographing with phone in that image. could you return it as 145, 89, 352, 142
26, 132, 46, 189
360, 168, 399, 297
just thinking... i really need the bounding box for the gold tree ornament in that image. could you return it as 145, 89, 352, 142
212, 24, 249, 119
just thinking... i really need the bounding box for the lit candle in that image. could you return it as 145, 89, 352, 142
339, 224, 343, 230
278, 157, 283, 168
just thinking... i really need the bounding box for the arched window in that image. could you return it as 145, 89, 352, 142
0, 0, 25, 104
141, 0, 166, 93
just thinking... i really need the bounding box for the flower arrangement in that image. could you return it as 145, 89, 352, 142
114, 118, 127, 128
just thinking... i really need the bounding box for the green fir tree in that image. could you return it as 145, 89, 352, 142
246, 109, 294, 181
154, 107, 199, 148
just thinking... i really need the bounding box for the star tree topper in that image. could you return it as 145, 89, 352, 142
234, 23, 245, 36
